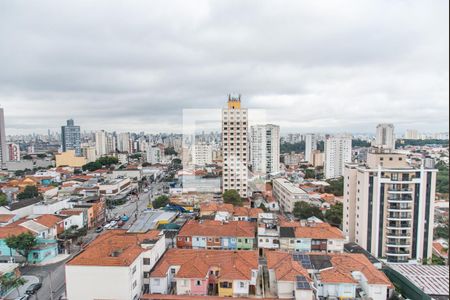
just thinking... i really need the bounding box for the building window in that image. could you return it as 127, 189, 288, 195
132, 266, 137, 274
196, 280, 202, 286
132, 281, 137, 289
171, 268, 176, 274
240, 282, 245, 288
154, 279, 160, 286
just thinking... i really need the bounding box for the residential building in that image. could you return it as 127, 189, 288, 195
150, 249, 259, 298
106, 132, 117, 154
98, 178, 132, 196
55, 150, 87, 167
222, 94, 249, 198
405, 129, 420, 140
118, 132, 131, 153
257, 213, 280, 251
95, 130, 107, 157
7, 143, 20, 161
308, 253, 393, 300
147, 145, 162, 165
324, 136, 352, 179
304, 134, 317, 163
72, 196, 106, 229
0, 108, 7, 167
193, 143, 213, 166
375, 123, 396, 150
273, 178, 309, 213
284, 152, 302, 167
266, 251, 314, 300
177, 220, 256, 250
279, 222, 345, 253
82, 146, 97, 163
61, 119, 81, 156
250, 124, 280, 175
343, 149, 437, 263
312, 150, 324, 168
65, 229, 166, 300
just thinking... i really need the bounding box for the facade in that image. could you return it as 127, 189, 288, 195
324, 136, 352, 179
0, 108, 7, 167
61, 119, 81, 156
95, 130, 107, 157
250, 124, 280, 175
405, 129, 419, 140
147, 145, 162, 165
279, 222, 345, 253
222, 94, 249, 198
312, 150, 324, 168
177, 220, 256, 250
304, 134, 317, 163
273, 178, 309, 213
98, 178, 132, 196
375, 123, 396, 150
66, 230, 166, 300
55, 150, 87, 167
118, 132, 131, 153
7, 143, 20, 161
150, 249, 259, 298
343, 149, 437, 263
193, 143, 212, 166
82, 146, 97, 163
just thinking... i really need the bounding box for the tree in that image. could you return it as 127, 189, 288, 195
436, 162, 449, 194
303, 169, 316, 179
36, 153, 47, 159
17, 185, 39, 200
293, 201, 323, 220
0, 193, 8, 207
324, 177, 344, 196
165, 147, 178, 156
0, 274, 26, 296
5, 233, 37, 261
82, 161, 102, 172
325, 202, 343, 227
153, 195, 170, 209
22, 155, 33, 160
223, 190, 243, 206
97, 156, 119, 166
434, 224, 449, 240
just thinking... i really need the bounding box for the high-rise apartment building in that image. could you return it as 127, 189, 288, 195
250, 124, 280, 175
95, 130, 107, 157
405, 129, 419, 140
375, 123, 396, 150
118, 132, 131, 153
7, 143, 20, 161
0, 108, 7, 167
324, 136, 352, 179
106, 133, 117, 154
193, 143, 213, 166
304, 134, 317, 163
222, 94, 249, 198
343, 149, 437, 264
147, 145, 162, 164
61, 119, 81, 156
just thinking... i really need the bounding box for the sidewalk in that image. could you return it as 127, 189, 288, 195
35, 254, 71, 266
4, 275, 39, 299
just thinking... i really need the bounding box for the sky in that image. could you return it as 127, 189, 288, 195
0, 0, 448, 135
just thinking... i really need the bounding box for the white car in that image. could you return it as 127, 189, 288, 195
110, 221, 118, 227
104, 223, 112, 230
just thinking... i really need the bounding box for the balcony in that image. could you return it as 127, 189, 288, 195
386, 240, 411, 247
386, 231, 412, 239
388, 204, 413, 212
386, 249, 410, 257
387, 213, 413, 221
387, 222, 412, 230
388, 188, 414, 194
387, 197, 413, 203
387, 257, 409, 263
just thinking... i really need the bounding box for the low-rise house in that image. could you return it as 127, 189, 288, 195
59, 209, 87, 230
71, 196, 106, 229
232, 207, 263, 222
273, 178, 310, 213
65, 229, 166, 300
0, 214, 17, 227
0, 198, 41, 218
150, 249, 259, 298
257, 213, 280, 251
177, 220, 256, 250
279, 222, 345, 253
98, 178, 131, 196
308, 253, 393, 300
266, 251, 314, 300
199, 203, 234, 218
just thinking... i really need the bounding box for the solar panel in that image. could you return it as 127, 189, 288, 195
293, 254, 314, 269
296, 276, 311, 290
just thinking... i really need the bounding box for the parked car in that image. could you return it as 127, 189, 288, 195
117, 220, 125, 227
121, 215, 129, 222
95, 227, 103, 233
114, 216, 121, 222
26, 283, 42, 295
103, 223, 112, 230
110, 221, 118, 227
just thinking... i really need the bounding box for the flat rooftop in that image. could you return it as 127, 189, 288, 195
273, 178, 307, 195
128, 211, 178, 233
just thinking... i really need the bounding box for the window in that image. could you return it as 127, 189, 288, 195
240, 282, 245, 288
144, 258, 151, 265
132, 280, 137, 289
196, 280, 202, 286
171, 268, 176, 274
144, 272, 150, 278
132, 266, 137, 274
154, 279, 161, 286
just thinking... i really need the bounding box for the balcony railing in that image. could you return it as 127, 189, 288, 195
387, 213, 413, 220
387, 222, 412, 229
386, 249, 410, 256
386, 231, 411, 238
388, 204, 413, 211
386, 239, 411, 246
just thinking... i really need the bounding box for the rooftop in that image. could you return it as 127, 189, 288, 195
178, 220, 256, 238
273, 178, 307, 195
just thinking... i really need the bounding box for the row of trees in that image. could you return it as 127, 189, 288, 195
436, 161, 449, 194
293, 201, 344, 227
82, 156, 119, 172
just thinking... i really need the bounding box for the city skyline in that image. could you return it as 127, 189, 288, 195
1, 0, 448, 134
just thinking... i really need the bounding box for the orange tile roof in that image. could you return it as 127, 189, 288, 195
34, 215, 63, 228
233, 207, 263, 218
151, 249, 258, 281
294, 223, 344, 240
67, 229, 161, 267
200, 203, 234, 214
433, 242, 448, 256
59, 209, 85, 216
0, 225, 31, 239
0, 214, 16, 223
178, 220, 256, 238
310, 253, 393, 287
266, 251, 310, 282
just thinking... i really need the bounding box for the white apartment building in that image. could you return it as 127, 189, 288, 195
106, 133, 117, 154
273, 178, 310, 213
95, 130, 107, 157
82, 146, 97, 163
147, 145, 162, 165
343, 149, 437, 264
222, 95, 249, 198
193, 143, 213, 166
250, 124, 280, 175
405, 129, 419, 140
65, 230, 166, 300
324, 136, 352, 179
118, 132, 131, 153
375, 123, 396, 150
0, 108, 7, 167
304, 134, 317, 163
7, 143, 20, 161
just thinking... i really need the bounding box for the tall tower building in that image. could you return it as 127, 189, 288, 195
343, 149, 437, 264
95, 130, 107, 157
405, 129, 419, 140
118, 132, 131, 153
7, 143, 21, 161
250, 124, 280, 175
0, 108, 7, 167
375, 123, 396, 150
324, 136, 352, 179
61, 119, 81, 156
304, 134, 317, 163
222, 94, 249, 198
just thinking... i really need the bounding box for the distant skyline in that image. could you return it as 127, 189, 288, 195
1, 1, 448, 135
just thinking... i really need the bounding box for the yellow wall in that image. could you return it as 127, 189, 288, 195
55, 150, 87, 167
228, 100, 241, 109
218, 281, 233, 297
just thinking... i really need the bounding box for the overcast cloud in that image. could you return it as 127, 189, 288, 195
0, 0, 448, 135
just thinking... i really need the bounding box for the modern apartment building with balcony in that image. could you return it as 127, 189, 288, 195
343, 149, 437, 264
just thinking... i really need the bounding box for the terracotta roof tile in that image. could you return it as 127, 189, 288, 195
0, 214, 16, 223
266, 251, 310, 282
294, 223, 344, 240
34, 215, 63, 228
178, 220, 256, 238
